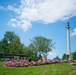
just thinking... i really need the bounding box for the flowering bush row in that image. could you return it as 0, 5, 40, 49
5, 59, 75, 67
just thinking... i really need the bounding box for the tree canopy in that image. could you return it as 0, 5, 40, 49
28, 36, 54, 58
62, 53, 66, 60
0, 31, 26, 54
73, 51, 76, 60
0, 31, 54, 61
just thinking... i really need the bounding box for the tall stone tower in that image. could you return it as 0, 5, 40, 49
66, 22, 71, 60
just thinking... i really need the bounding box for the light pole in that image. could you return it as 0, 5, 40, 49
66, 22, 71, 60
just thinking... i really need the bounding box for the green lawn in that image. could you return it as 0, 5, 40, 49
0, 62, 76, 75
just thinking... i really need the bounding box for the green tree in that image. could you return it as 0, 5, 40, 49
53, 56, 60, 60
0, 31, 26, 54
62, 53, 66, 60
73, 51, 76, 60
0, 38, 8, 53
29, 36, 54, 59
4, 31, 15, 43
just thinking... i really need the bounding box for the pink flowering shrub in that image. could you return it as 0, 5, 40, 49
5, 59, 29, 67
73, 60, 76, 63
5, 59, 70, 67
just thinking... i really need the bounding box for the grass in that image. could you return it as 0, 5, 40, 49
0, 62, 76, 75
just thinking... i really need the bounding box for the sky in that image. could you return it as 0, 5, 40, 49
0, 0, 76, 59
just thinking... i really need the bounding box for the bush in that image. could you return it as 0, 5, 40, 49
5, 59, 72, 67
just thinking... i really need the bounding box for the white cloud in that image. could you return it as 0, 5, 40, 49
47, 50, 57, 59
1, 0, 76, 31
48, 51, 56, 57
7, 5, 18, 12
8, 18, 32, 31
71, 28, 76, 36
8, 19, 18, 27
47, 47, 57, 59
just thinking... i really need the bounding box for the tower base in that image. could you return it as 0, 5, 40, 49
66, 53, 73, 60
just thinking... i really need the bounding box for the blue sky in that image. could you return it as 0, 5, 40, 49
0, 0, 76, 59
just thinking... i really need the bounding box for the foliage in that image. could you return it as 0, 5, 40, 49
53, 56, 61, 60
0, 31, 26, 54
5, 59, 75, 67
73, 51, 76, 60
28, 36, 54, 58
0, 31, 55, 61
62, 53, 66, 60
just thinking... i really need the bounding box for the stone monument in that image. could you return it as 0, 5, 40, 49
66, 22, 72, 60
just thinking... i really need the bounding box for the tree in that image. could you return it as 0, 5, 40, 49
73, 51, 76, 60
0, 31, 26, 54
62, 53, 66, 60
28, 36, 54, 59
0, 38, 8, 53
53, 56, 60, 60
4, 31, 15, 43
